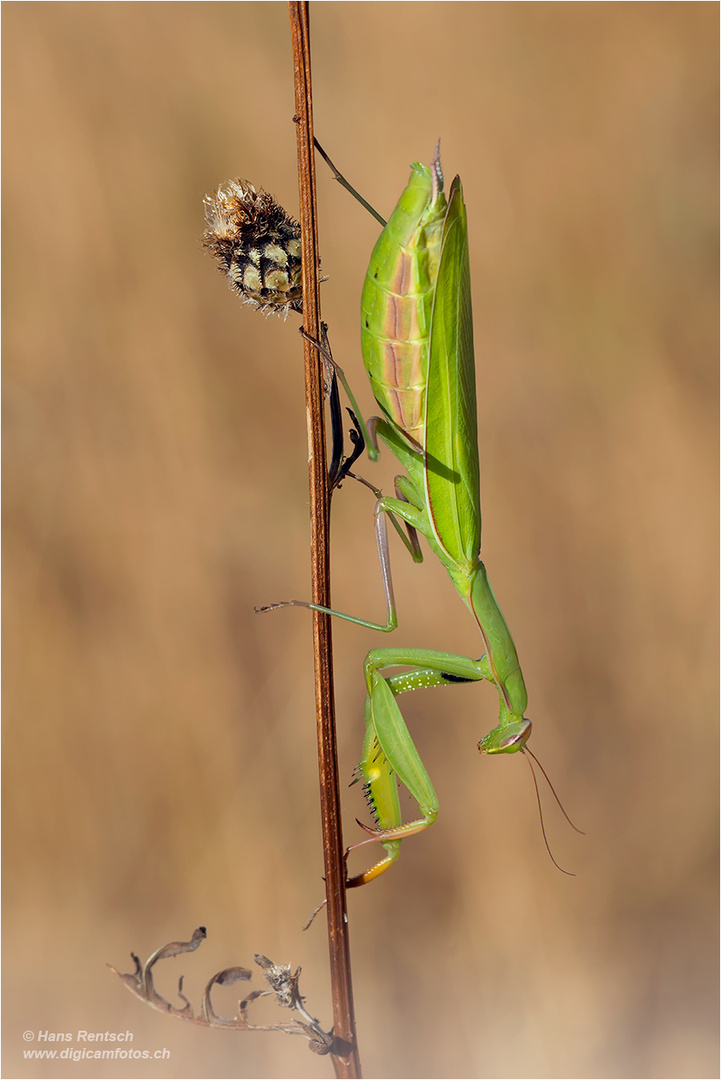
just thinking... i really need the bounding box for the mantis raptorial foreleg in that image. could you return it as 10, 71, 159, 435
346, 649, 492, 886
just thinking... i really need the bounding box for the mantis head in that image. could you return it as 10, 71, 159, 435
477, 717, 532, 755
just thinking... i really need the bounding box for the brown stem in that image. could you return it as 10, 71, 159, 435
288, 4, 361, 1077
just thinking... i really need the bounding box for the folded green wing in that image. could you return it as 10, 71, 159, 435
424, 176, 481, 570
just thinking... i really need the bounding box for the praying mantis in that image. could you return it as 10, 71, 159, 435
258, 143, 575, 889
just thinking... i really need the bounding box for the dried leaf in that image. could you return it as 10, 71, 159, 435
110, 928, 332, 1053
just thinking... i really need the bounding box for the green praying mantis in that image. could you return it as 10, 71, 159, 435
258, 142, 580, 888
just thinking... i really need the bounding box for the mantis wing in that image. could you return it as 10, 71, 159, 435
424, 176, 481, 571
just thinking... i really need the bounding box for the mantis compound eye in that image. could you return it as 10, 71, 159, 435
202, 179, 303, 316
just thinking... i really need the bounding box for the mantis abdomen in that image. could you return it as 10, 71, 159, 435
360, 160, 446, 447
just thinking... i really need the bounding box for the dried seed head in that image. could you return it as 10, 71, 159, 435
202, 179, 303, 316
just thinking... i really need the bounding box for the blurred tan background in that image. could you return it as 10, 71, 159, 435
3, 3, 718, 1078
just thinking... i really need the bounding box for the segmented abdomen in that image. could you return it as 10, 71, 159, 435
360, 163, 446, 446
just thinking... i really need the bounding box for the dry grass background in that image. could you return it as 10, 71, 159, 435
3, 3, 718, 1078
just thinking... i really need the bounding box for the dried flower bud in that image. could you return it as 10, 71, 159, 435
202, 179, 303, 316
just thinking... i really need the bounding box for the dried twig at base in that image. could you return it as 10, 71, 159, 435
110, 928, 333, 1055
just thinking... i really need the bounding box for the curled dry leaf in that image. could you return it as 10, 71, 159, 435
109, 928, 332, 1054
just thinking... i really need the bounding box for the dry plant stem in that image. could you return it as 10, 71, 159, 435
288, 4, 361, 1077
